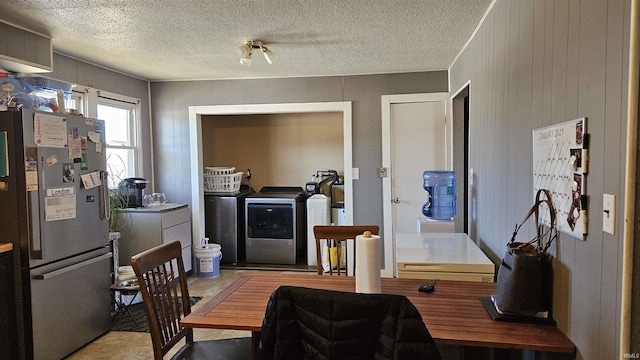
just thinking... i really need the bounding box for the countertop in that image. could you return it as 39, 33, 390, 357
0, 243, 13, 254
118, 203, 187, 213
395, 232, 494, 269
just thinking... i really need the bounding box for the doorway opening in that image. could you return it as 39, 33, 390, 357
381, 93, 451, 277
452, 83, 470, 236
188, 102, 353, 251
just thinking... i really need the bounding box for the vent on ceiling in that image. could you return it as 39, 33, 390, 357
0, 20, 52, 73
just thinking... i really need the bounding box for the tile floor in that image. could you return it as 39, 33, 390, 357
67, 269, 255, 360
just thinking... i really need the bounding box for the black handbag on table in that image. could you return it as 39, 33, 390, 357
493, 189, 557, 318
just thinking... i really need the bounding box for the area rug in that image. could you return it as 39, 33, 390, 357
111, 296, 202, 332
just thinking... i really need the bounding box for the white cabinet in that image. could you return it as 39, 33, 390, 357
118, 204, 192, 273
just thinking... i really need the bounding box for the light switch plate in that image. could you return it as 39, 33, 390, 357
603, 194, 615, 235
352, 167, 359, 180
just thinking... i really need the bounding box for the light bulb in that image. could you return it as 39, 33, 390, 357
238, 43, 252, 65
261, 47, 276, 64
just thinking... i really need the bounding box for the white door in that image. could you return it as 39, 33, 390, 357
381, 93, 450, 277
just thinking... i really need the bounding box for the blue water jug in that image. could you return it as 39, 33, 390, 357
422, 171, 456, 220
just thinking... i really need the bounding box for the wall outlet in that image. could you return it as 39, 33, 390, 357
603, 194, 616, 235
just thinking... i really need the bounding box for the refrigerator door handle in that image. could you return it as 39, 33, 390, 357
33, 252, 112, 280
100, 171, 110, 221
28, 191, 43, 260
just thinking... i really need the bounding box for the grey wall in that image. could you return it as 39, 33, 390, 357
150, 72, 448, 226
449, 0, 630, 359
49, 52, 153, 184
633, 79, 640, 351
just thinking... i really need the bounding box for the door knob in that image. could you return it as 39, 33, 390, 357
392, 197, 400, 204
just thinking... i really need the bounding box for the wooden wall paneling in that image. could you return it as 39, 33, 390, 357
191, 81, 212, 106
514, 0, 535, 229
74, 60, 89, 88
556, 0, 582, 341
308, 76, 344, 102
507, 0, 521, 243
504, 0, 518, 235
181, 81, 195, 200
470, 17, 487, 251
489, 0, 502, 246
531, 0, 546, 131
551, 0, 569, 123
475, 8, 488, 247
171, 81, 183, 196
350, 75, 380, 225
448, 0, 630, 358
206, 80, 222, 105
548, 0, 571, 334
241, 79, 270, 104
154, 82, 173, 198
601, 0, 628, 356
575, 0, 609, 357
541, 0, 555, 127
51, 54, 76, 84
271, 78, 309, 103
495, 2, 508, 249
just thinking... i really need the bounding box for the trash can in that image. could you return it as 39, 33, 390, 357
194, 240, 222, 278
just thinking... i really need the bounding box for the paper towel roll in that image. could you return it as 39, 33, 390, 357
355, 231, 381, 293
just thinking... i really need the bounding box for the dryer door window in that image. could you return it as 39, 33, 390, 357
247, 203, 294, 239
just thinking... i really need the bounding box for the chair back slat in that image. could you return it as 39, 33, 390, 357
313, 225, 379, 276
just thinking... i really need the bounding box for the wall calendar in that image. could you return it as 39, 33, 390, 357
533, 118, 587, 239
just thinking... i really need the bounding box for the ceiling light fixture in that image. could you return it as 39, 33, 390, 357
238, 40, 276, 66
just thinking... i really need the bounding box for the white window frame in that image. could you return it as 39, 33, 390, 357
75, 85, 143, 185
67, 89, 85, 115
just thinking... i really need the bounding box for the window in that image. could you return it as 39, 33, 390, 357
96, 95, 141, 188
66, 90, 84, 115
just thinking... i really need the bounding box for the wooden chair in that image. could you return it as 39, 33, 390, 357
131, 240, 251, 360
313, 225, 379, 276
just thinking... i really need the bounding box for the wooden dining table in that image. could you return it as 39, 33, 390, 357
182, 272, 575, 359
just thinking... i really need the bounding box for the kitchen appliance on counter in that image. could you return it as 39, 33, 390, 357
0, 109, 112, 360
245, 186, 308, 264
117, 177, 149, 208
204, 185, 253, 264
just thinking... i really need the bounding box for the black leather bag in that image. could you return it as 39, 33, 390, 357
494, 189, 557, 317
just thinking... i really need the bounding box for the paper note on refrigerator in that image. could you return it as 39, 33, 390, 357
45, 187, 76, 221
34, 113, 67, 148
68, 134, 82, 160
81, 171, 102, 189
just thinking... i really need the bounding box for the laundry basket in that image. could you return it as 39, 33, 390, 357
205, 167, 236, 176
204, 169, 243, 193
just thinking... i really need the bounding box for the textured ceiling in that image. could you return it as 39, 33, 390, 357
0, 0, 492, 81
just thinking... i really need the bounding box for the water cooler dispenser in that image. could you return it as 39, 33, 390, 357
419, 171, 456, 233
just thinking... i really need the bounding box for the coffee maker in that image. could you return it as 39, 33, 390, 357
117, 177, 149, 208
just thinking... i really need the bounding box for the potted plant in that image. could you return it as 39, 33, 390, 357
106, 154, 130, 233
109, 189, 128, 232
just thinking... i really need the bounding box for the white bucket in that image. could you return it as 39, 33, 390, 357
194, 243, 222, 278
